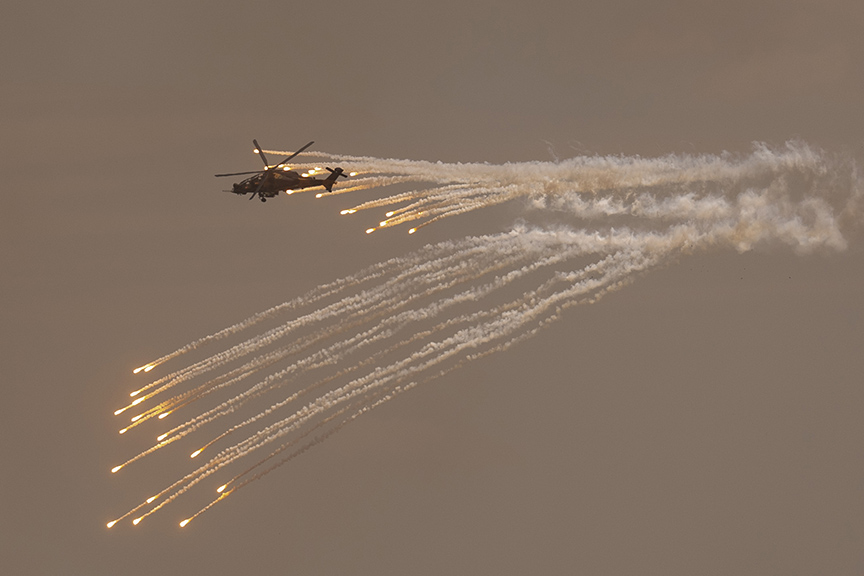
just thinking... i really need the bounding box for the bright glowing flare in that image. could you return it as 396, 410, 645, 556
133, 517, 142, 526
132, 363, 154, 374
190, 449, 203, 458
111, 465, 123, 473
180, 519, 191, 527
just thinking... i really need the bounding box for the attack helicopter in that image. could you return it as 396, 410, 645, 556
215, 140, 349, 202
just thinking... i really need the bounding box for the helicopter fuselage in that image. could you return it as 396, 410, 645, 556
231, 170, 327, 199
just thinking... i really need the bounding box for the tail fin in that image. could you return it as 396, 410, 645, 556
322, 167, 346, 192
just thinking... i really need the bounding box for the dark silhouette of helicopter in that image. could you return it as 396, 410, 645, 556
215, 140, 348, 202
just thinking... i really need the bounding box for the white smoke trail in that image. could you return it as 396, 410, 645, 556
110, 141, 862, 528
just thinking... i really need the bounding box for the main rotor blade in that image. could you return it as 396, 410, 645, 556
273, 141, 314, 168
253, 139, 269, 167
250, 171, 270, 200
214, 170, 265, 177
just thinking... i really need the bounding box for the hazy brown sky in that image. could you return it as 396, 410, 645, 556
2, 1, 863, 574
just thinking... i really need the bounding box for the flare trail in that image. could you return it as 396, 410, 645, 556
109, 142, 861, 527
